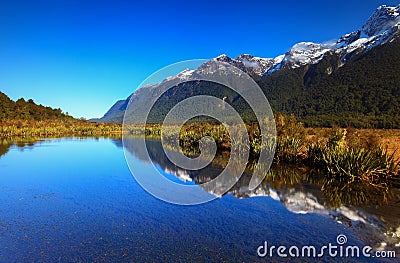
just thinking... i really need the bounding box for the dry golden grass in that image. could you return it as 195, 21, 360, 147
305, 128, 400, 159
0, 119, 122, 137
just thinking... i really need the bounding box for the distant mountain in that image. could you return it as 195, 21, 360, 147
0, 92, 73, 121
90, 95, 131, 123
98, 5, 400, 128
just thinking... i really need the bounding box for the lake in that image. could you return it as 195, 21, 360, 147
0, 137, 399, 262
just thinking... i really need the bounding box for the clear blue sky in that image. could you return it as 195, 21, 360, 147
1, 0, 398, 118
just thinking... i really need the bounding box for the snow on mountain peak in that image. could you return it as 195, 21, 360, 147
210, 53, 274, 76
265, 42, 334, 74
337, 30, 361, 47
286, 42, 333, 67
263, 5, 400, 75
361, 4, 400, 37
236, 54, 259, 68
160, 5, 400, 81
164, 68, 194, 82
334, 4, 400, 58
177, 68, 194, 78
216, 53, 228, 58
236, 54, 275, 75
214, 54, 231, 62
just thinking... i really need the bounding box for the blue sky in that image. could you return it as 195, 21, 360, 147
0, 0, 399, 118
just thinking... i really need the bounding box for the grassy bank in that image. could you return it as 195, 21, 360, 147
2, 115, 399, 187
0, 119, 122, 137
124, 114, 400, 187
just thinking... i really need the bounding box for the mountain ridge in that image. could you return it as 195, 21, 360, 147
97, 5, 400, 127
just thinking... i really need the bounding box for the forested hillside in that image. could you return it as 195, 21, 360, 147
0, 92, 73, 121
260, 38, 400, 128
99, 38, 400, 128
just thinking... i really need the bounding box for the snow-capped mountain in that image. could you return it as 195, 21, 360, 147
362, 4, 400, 36
266, 42, 335, 74
96, 5, 400, 124
265, 4, 400, 74
209, 5, 400, 76
158, 5, 400, 78
212, 54, 275, 77
164, 68, 194, 82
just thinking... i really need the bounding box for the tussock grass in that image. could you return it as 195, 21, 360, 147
308, 127, 399, 187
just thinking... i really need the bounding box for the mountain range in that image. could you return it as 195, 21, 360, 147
96, 5, 400, 128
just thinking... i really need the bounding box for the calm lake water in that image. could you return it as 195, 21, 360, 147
0, 137, 399, 262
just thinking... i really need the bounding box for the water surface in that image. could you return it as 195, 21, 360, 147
0, 137, 398, 262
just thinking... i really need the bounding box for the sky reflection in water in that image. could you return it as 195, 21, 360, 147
0, 137, 398, 262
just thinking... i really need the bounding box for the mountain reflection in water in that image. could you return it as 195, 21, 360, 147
1, 136, 398, 257
120, 137, 400, 254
